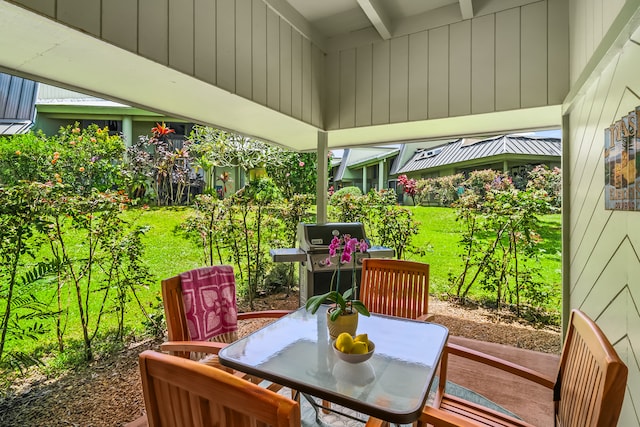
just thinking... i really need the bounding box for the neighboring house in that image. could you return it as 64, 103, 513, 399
332, 135, 561, 200
0, 72, 38, 135
331, 146, 400, 193
0, 78, 250, 197
35, 83, 190, 146
395, 134, 561, 181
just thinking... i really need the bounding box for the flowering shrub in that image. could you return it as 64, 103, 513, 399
397, 174, 417, 205
266, 151, 318, 199
415, 174, 465, 206
0, 123, 124, 194
526, 165, 562, 209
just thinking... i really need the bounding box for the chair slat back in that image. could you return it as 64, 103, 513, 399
162, 275, 190, 342
360, 258, 429, 319
139, 350, 301, 427
556, 310, 628, 427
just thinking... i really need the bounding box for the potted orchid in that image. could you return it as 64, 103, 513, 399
305, 230, 371, 337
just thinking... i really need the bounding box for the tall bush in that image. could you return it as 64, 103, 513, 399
0, 125, 154, 365
270, 194, 314, 294
42, 189, 149, 361
397, 174, 417, 205
329, 189, 422, 260
189, 126, 282, 195
226, 178, 282, 308
449, 170, 559, 316
328, 187, 366, 223
179, 195, 229, 265
0, 183, 57, 370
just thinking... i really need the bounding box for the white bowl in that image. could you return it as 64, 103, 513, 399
333, 340, 375, 364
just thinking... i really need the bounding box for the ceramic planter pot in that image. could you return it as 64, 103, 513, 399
326, 308, 358, 340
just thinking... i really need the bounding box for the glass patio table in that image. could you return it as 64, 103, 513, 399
218, 305, 449, 425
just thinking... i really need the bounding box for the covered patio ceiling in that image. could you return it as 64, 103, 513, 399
0, 0, 561, 151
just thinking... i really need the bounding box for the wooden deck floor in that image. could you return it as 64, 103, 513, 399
445, 335, 560, 426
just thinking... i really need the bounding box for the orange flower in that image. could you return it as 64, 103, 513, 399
51, 159, 57, 165
79, 167, 85, 172
90, 137, 96, 143
70, 141, 76, 146
151, 122, 175, 137
72, 127, 81, 134
15, 150, 21, 155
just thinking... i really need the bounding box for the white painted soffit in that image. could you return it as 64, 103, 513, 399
0, 2, 320, 151
326, 105, 562, 149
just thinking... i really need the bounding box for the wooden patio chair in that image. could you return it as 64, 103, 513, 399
366, 309, 628, 427
159, 265, 290, 361
359, 258, 432, 321
134, 350, 301, 427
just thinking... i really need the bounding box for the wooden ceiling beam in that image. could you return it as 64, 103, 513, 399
459, 0, 474, 20
356, 0, 392, 40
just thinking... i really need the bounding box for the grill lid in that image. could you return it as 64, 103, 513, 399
297, 222, 368, 252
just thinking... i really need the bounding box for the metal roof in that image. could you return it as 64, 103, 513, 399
0, 73, 38, 135
348, 148, 400, 168
397, 135, 561, 174
333, 147, 401, 181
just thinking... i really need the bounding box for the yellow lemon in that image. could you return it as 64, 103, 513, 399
335, 332, 354, 353
350, 341, 368, 354
354, 333, 369, 345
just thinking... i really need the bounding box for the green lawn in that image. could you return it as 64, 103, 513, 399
407, 207, 562, 304
6, 205, 562, 360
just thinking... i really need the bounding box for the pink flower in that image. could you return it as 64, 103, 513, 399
329, 233, 367, 265
328, 236, 341, 256
299, 161, 305, 167
345, 237, 358, 253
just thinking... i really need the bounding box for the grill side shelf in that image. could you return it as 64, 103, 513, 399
270, 248, 307, 263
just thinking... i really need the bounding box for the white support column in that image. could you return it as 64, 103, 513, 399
362, 166, 368, 193
316, 131, 329, 224
122, 116, 133, 148
378, 160, 385, 190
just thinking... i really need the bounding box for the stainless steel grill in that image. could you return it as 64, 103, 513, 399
270, 222, 394, 305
